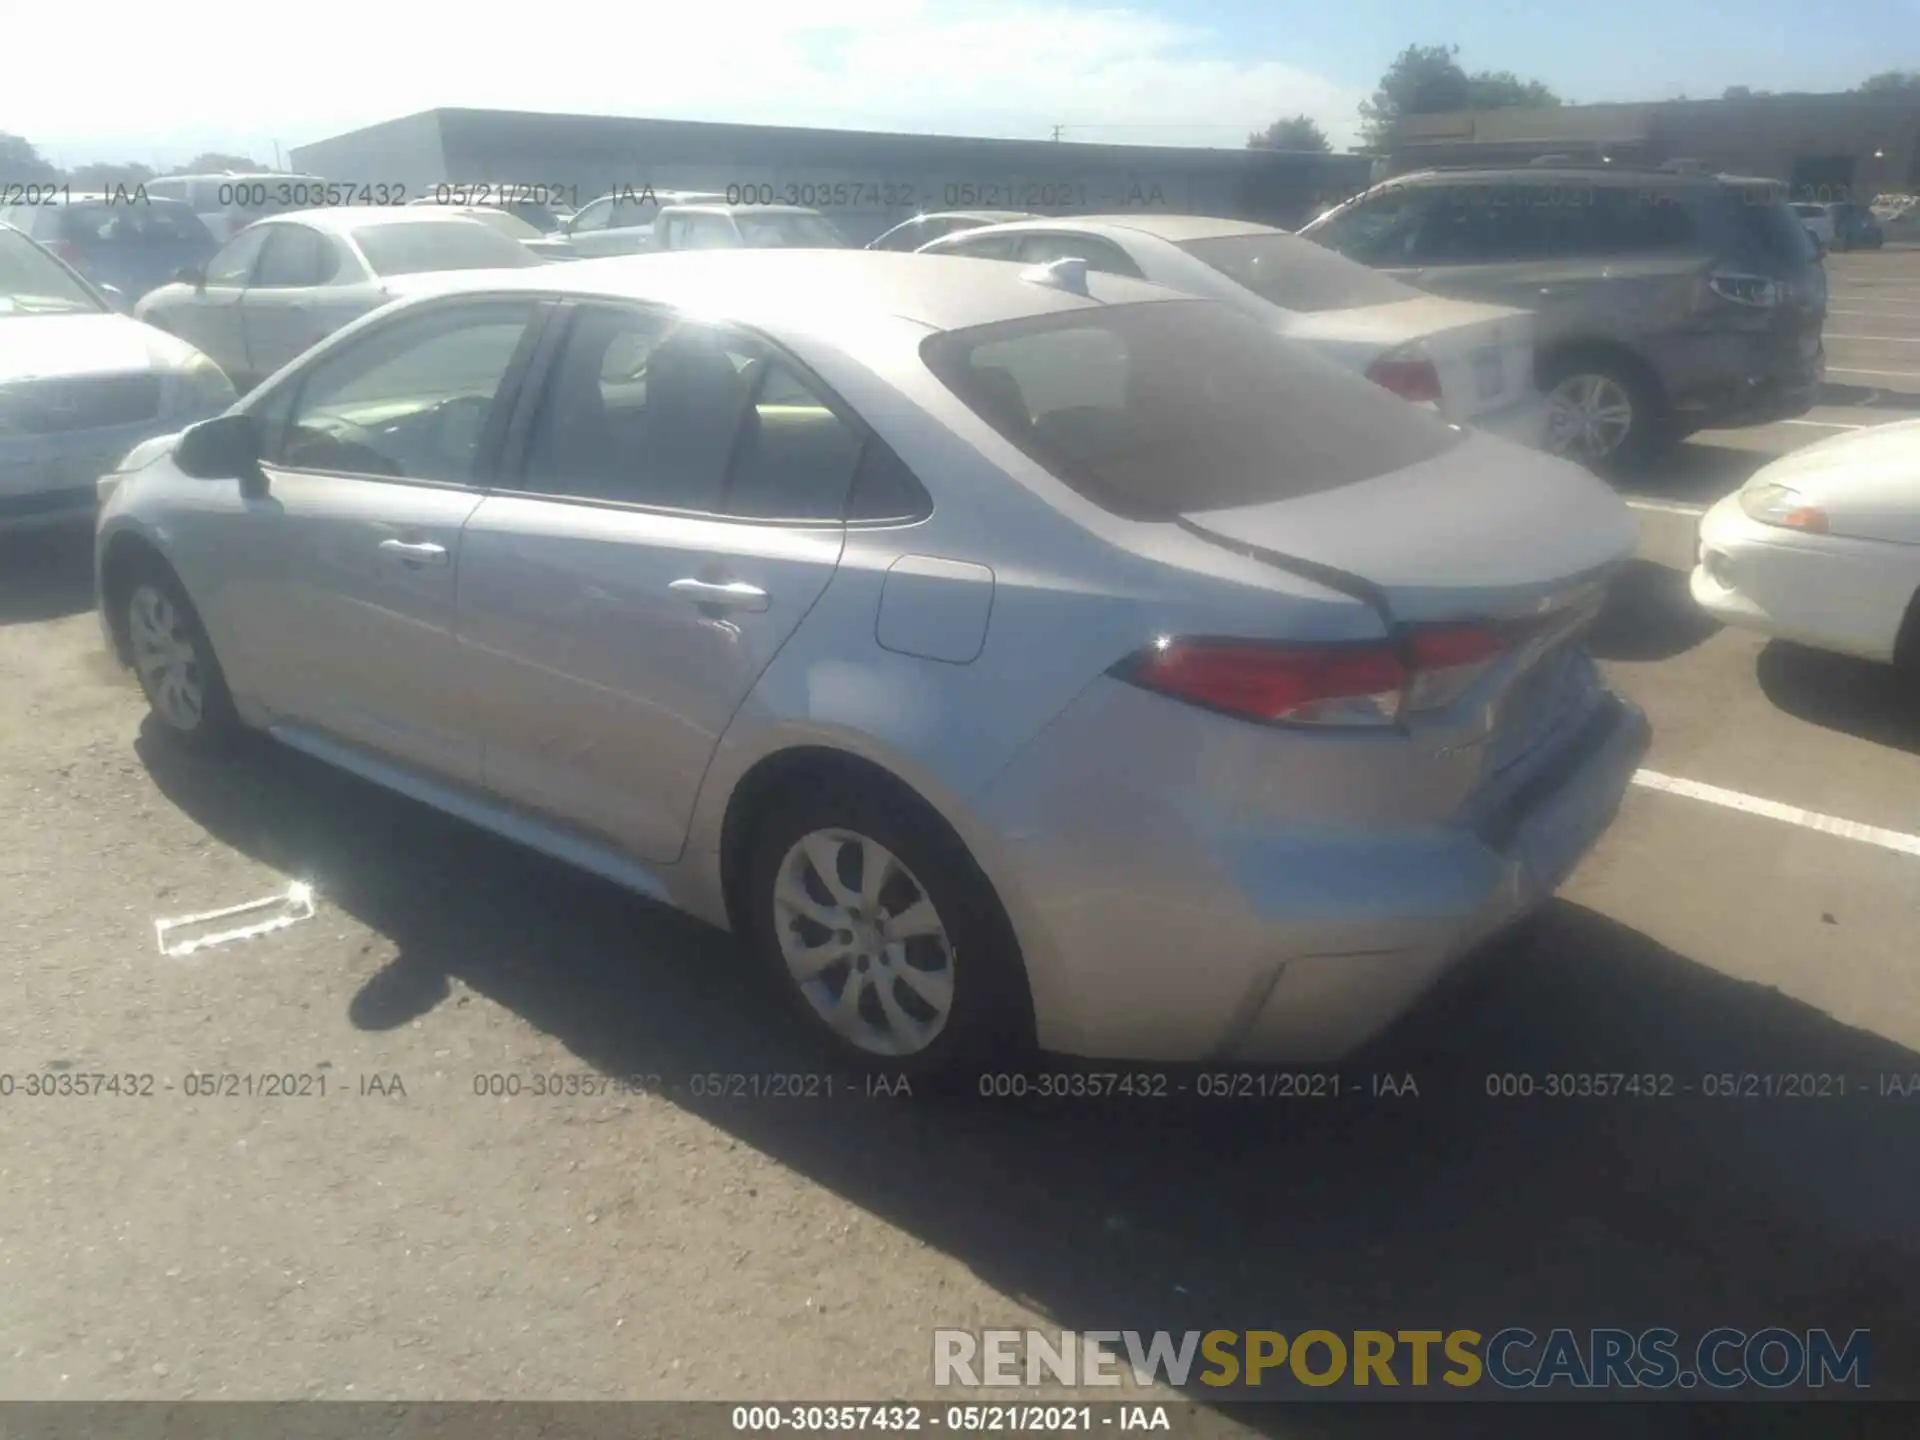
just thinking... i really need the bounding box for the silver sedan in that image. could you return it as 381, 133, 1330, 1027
133, 208, 541, 392
95, 249, 1648, 1071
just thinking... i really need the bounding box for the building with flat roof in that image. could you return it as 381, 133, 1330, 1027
1386, 92, 1920, 203
291, 109, 1374, 242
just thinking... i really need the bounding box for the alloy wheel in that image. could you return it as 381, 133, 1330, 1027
772, 828, 956, 1057
128, 583, 206, 731
1545, 372, 1635, 463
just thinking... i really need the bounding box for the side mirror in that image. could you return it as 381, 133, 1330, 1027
175, 413, 267, 498
174, 263, 206, 290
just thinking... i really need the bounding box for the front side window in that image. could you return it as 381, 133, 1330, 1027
204, 225, 273, 286
59, 200, 214, 247
609, 197, 660, 229
265, 300, 539, 482
922, 299, 1465, 520
350, 220, 540, 276
251, 225, 330, 288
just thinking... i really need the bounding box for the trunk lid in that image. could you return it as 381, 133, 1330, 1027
1180, 429, 1634, 625
1281, 296, 1536, 424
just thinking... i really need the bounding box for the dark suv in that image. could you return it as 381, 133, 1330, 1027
1297, 164, 1826, 470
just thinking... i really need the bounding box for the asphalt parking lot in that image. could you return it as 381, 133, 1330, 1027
1, 249, 1917, 1426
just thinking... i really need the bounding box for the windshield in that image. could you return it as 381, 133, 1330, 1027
350, 220, 541, 276
462, 210, 543, 241
0, 226, 104, 315
736, 213, 846, 248
921, 299, 1464, 520
1177, 231, 1426, 314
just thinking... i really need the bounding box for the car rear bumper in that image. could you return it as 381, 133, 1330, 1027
973, 677, 1650, 1064
1689, 492, 1914, 663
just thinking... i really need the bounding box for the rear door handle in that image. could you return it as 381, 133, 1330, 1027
669, 577, 769, 613
378, 538, 449, 567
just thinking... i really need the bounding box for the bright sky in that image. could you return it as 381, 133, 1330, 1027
10, 0, 1920, 167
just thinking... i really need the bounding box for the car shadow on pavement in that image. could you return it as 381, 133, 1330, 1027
137, 734, 1920, 1430
1586, 560, 1721, 663
1616, 441, 1764, 508
1756, 641, 1920, 756
1817, 382, 1920, 416
0, 525, 96, 627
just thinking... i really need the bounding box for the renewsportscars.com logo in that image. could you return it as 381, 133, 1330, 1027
932, 1328, 1872, 1391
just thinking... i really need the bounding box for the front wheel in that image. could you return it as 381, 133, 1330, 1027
123, 560, 245, 754
741, 783, 1032, 1079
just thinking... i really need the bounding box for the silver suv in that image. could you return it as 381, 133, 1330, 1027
1298, 164, 1827, 470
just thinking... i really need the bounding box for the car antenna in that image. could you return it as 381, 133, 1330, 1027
1020, 256, 1093, 298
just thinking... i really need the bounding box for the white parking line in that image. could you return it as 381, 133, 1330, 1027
1828, 367, 1920, 379
1624, 499, 1706, 516
1780, 419, 1865, 429
1827, 308, 1920, 318
1826, 333, 1920, 342
1633, 771, 1920, 859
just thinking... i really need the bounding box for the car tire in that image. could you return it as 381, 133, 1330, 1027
1538, 351, 1671, 475
121, 557, 246, 755
740, 778, 1033, 1082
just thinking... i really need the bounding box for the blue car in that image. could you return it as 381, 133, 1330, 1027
0, 194, 218, 304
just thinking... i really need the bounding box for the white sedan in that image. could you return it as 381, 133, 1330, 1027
917, 214, 1546, 447
1692, 419, 1920, 667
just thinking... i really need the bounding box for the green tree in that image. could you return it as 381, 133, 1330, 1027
0, 133, 61, 184
1467, 71, 1562, 110
1358, 44, 1562, 148
1358, 44, 1471, 147
1856, 71, 1919, 94
172, 152, 268, 175
1248, 114, 1332, 152
68, 161, 157, 192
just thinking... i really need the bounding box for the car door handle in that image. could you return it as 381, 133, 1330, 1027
669, 578, 769, 612
378, 539, 449, 567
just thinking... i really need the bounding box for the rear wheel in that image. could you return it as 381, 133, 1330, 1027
122, 560, 244, 754
741, 781, 1032, 1079
1539, 353, 1669, 474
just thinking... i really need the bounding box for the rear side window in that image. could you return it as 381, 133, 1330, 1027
1179, 232, 1422, 311
921, 299, 1465, 521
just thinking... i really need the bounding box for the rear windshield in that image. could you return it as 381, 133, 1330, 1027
737, 213, 845, 248
350, 220, 540, 275
1176, 231, 1423, 313
920, 299, 1465, 521
59, 200, 213, 246
1704, 187, 1819, 265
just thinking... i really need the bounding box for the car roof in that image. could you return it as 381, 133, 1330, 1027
386, 248, 1187, 334
663, 203, 825, 217
924, 214, 1280, 246
14, 192, 194, 209
912, 210, 1038, 223
1385, 166, 1781, 191
257, 207, 498, 232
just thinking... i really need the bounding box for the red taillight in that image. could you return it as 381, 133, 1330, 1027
1122, 639, 1406, 725
1366, 351, 1443, 406
1121, 625, 1523, 727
